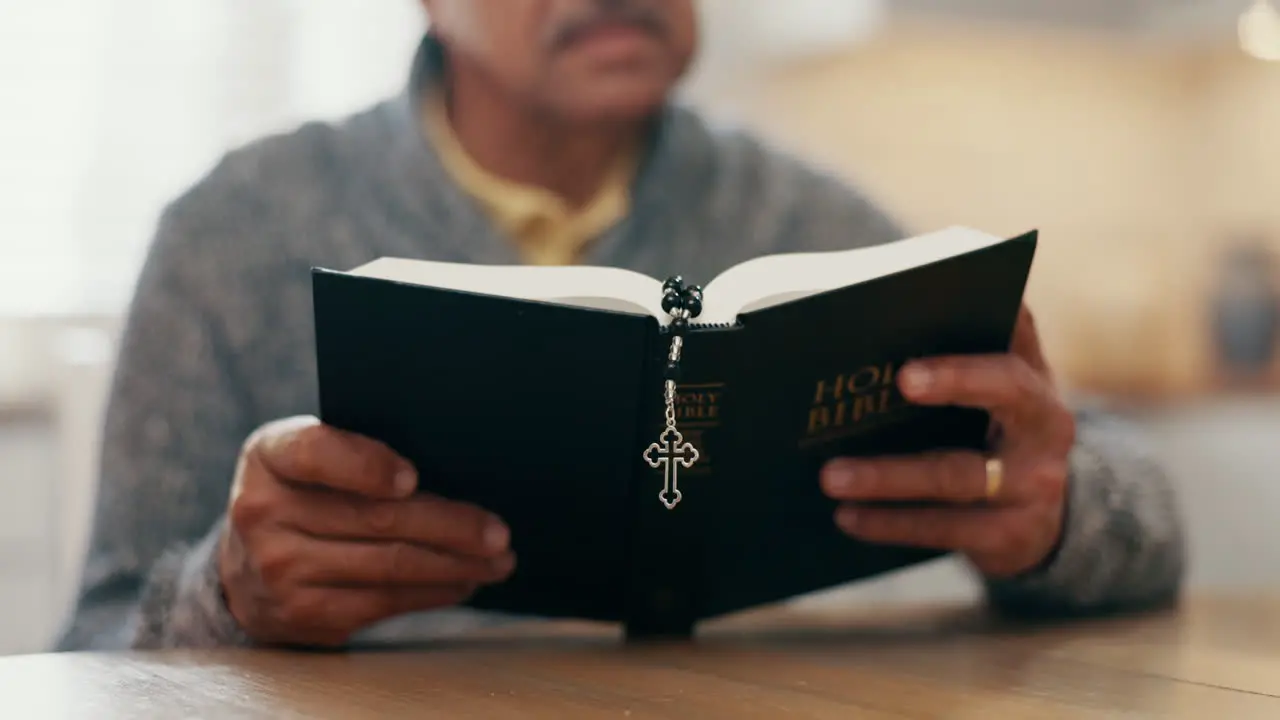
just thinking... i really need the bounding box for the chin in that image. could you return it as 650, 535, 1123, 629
564, 82, 674, 124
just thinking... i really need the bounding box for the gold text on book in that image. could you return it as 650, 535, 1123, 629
672, 383, 722, 474
806, 362, 905, 436
675, 388, 721, 422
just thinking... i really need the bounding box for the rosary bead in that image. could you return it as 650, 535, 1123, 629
682, 286, 703, 318
661, 289, 683, 314
663, 360, 682, 381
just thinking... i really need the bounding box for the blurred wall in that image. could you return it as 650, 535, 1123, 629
1196, 47, 1280, 253
697, 22, 1280, 401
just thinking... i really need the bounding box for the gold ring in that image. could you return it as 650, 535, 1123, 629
985, 457, 1004, 500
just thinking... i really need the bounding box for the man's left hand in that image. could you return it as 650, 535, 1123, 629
820, 306, 1076, 579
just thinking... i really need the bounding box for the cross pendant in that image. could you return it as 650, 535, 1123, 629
644, 426, 699, 510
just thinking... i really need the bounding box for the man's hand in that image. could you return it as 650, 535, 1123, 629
820, 307, 1076, 578
218, 416, 515, 648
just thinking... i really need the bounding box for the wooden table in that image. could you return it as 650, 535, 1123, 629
3, 595, 1279, 718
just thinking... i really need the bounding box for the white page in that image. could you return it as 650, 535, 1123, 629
699, 226, 1007, 323
348, 258, 665, 318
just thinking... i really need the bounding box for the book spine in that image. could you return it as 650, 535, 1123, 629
621, 322, 701, 641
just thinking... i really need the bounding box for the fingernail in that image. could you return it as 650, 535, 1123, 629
835, 508, 858, 533
484, 519, 510, 553
821, 461, 856, 495
394, 467, 418, 496
900, 365, 933, 396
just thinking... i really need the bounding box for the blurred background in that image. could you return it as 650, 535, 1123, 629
3, 0, 1280, 654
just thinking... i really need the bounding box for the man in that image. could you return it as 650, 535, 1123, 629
57, 0, 1185, 651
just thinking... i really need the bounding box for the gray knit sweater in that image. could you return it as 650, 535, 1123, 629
56, 37, 1185, 651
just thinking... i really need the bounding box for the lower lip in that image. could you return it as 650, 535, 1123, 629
567, 23, 657, 56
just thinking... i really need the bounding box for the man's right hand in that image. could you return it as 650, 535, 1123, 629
218, 415, 515, 648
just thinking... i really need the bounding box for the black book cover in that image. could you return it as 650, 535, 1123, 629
312, 231, 1038, 639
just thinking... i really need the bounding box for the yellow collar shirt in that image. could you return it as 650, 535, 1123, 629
424, 95, 637, 266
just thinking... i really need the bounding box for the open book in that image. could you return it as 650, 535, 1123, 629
348, 226, 1016, 323
312, 226, 1038, 639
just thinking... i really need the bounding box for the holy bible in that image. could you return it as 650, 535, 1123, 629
311, 226, 1038, 639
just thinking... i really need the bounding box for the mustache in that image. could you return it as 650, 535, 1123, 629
551, 1, 668, 48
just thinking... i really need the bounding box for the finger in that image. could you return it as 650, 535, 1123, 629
273, 585, 477, 645
897, 355, 1057, 433
834, 504, 1021, 557
250, 416, 418, 499
263, 534, 516, 588
821, 453, 1027, 505
280, 489, 512, 559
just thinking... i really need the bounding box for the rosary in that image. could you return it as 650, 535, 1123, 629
642, 276, 704, 510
